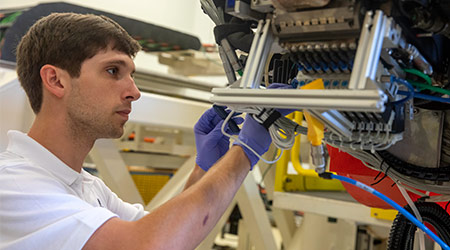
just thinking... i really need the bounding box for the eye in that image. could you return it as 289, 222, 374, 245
107, 67, 118, 75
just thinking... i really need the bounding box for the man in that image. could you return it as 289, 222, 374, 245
0, 13, 274, 249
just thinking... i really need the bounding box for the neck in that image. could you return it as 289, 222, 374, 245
28, 113, 95, 173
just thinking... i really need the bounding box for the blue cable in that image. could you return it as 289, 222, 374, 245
327, 173, 450, 250
392, 76, 450, 104
391, 76, 415, 105
398, 90, 450, 104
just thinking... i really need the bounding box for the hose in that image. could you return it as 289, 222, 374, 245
388, 202, 450, 250
322, 173, 450, 250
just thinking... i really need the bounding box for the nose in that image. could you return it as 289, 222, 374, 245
125, 77, 141, 101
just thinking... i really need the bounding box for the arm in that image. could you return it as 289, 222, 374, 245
183, 164, 206, 191
83, 145, 250, 250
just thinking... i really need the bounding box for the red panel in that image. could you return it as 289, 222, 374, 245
328, 145, 410, 209
327, 145, 449, 213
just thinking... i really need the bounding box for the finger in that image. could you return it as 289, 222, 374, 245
195, 108, 224, 132
232, 117, 244, 125
211, 120, 228, 137
268, 83, 294, 89
224, 119, 242, 135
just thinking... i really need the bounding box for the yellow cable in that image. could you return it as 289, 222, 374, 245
290, 111, 317, 177
300, 79, 325, 146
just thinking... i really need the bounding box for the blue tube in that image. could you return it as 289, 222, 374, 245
397, 90, 450, 104
391, 77, 414, 105
330, 173, 450, 250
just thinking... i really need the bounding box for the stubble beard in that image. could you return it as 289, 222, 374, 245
66, 89, 124, 141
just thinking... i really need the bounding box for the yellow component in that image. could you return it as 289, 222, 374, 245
300, 79, 325, 146
303, 112, 325, 146
130, 169, 173, 205
304, 175, 345, 191
273, 97, 344, 192
284, 174, 305, 191
370, 208, 398, 221
291, 111, 317, 178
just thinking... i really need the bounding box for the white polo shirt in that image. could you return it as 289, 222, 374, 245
0, 130, 149, 250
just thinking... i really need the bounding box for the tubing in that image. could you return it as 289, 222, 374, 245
397, 90, 450, 103
328, 173, 450, 250
398, 185, 425, 250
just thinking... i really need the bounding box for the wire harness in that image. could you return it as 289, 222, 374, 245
220, 107, 307, 164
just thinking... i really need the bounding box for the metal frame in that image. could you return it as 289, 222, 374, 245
211, 11, 396, 113
240, 19, 274, 89
273, 191, 392, 227
212, 88, 387, 112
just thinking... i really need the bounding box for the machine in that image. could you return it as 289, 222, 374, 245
202, 0, 450, 248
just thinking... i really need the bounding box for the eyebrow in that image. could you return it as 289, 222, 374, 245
104, 59, 136, 74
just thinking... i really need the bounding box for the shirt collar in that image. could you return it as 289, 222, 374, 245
6, 130, 81, 186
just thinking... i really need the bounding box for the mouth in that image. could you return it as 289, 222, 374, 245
116, 109, 131, 119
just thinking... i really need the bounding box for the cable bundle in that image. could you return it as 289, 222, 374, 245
221, 106, 307, 163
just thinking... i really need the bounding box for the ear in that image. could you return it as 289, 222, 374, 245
40, 64, 67, 98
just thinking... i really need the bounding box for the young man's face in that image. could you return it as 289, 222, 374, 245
65, 46, 141, 139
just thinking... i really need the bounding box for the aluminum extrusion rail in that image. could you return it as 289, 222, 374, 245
211, 88, 387, 112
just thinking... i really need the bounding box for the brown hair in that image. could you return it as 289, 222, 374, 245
16, 12, 141, 114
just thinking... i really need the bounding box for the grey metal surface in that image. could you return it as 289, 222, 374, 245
348, 11, 373, 90
251, 0, 274, 13
310, 110, 354, 138
240, 19, 274, 89
211, 88, 387, 112
272, 2, 360, 41
226, 0, 265, 21
240, 20, 264, 88
387, 109, 444, 168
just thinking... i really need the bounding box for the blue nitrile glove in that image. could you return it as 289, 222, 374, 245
233, 114, 272, 168
234, 83, 296, 168
194, 107, 244, 171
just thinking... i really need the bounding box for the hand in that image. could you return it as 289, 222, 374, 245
194, 107, 243, 171
234, 83, 297, 168
233, 114, 272, 168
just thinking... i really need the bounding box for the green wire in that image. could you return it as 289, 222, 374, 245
409, 80, 450, 96
237, 69, 243, 76
0, 11, 22, 24
403, 68, 432, 85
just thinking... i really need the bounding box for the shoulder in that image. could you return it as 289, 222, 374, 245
0, 150, 29, 169
0, 151, 67, 194
0, 151, 39, 179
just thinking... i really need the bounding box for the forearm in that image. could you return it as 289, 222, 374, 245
134, 145, 250, 249
183, 164, 206, 191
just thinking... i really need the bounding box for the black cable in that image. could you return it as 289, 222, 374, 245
373, 171, 382, 181
388, 202, 450, 250
378, 150, 450, 181
371, 165, 391, 186
372, 159, 386, 181
446, 201, 450, 212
